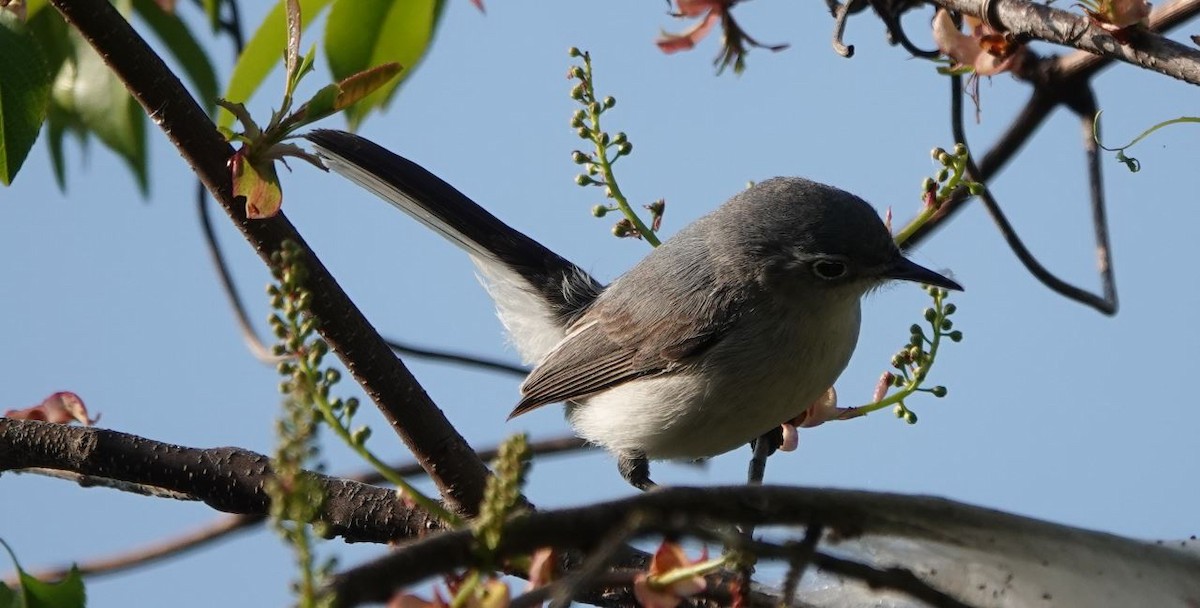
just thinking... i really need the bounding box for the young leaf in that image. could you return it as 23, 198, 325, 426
218, 0, 335, 130
0, 10, 51, 185
1, 540, 86, 608
64, 29, 148, 193
323, 0, 447, 129
301, 62, 403, 123
231, 150, 283, 219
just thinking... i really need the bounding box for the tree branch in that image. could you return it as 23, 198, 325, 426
931, 0, 1200, 85
0, 418, 437, 544
48, 0, 491, 513
330, 484, 1200, 606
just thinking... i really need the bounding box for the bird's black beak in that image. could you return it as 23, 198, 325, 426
887, 257, 963, 291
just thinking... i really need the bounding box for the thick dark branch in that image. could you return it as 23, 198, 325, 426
0, 418, 437, 544
931, 0, 1200, 85
18, 435, 587, 583
48, 0, 491, 512
331, 483, 1200, 606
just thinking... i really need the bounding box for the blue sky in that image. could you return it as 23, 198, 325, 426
3, 2, 1199, 606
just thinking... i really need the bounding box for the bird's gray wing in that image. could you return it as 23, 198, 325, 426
510, 284, 744, 418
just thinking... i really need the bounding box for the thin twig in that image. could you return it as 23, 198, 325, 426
25, 515, 263, 582
904, 0, 1200, 248
546, 514, 642, 608
384, 339, 528, 377
950, 75, 1118, 314
779, 524, 824, 607
197, 183, 279, 362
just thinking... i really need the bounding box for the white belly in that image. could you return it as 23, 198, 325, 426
565, 299, 862, 460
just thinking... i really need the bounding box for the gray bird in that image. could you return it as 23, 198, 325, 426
306, 129, 962, 489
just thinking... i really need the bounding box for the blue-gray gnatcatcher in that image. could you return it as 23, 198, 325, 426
306, 129, 962, 490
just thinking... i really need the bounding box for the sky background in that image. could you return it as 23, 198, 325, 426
3, 1, 1199, 606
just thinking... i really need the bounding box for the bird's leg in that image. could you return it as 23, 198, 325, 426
618, 451, 656, 490
747, 426, 783, 485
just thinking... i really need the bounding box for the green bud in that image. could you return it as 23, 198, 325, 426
910, 324, 923, 335
576, 127, 590, 139
936, 168, 950, 183
893, 404, 905, 418
279, 380, 293, 394
599, 132, 610, 146
937, 151, 952, 166
592, 205, 608, 217
612, 132, 627, 144
944, 303, 957, 315
570, 66, 585, 80
575, 174, 592, 186
603, 96, 616, 108
267, 284, 281, 296
890, 354, 905, 369
568, 47, 582, 57
941, 319, 953, 331
271, 344, 287, 356
345, 397, 360, 418
904, 411, 918, 424
921, 177, 936, 192
923, 308, 937, 322
352, 426, 372, 446
324, 369, 341, 385
909, 334, 924, 347
570, 84, 585, 100
931, 385, 948, 398
617, 142, 633, 156
948, 330, 964, 342
967, 182, 985, 196
587, 164, 599, 176
276, 361, 294, 376
588, 101, 601, 115
892, 374, 906, 387
953, 143, 967, 157
930, 147, 946, 161
571, 150, 588, 164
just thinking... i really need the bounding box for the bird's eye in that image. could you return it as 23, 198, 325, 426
812, 260, 848, 280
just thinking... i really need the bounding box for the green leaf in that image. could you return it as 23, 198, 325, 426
59, 25, 148, 194
1, 540, 86, 608
300, 62, 401, 124
324, 0, 447, 130
131, 0, 219, 111
231, 150, 283, 219
202, 0, 221, 32
0, 10, 52, 185
219, 0, 334, 130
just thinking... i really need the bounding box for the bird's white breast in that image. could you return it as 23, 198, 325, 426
565, 295, 863, 461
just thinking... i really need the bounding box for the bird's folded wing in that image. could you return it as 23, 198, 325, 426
510, 297, 738, 418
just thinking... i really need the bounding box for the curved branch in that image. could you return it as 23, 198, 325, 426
905, 0, 1200, 248
48, 0, 491, 513
950, 76, 1118, 314
25, 514, 263, 582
